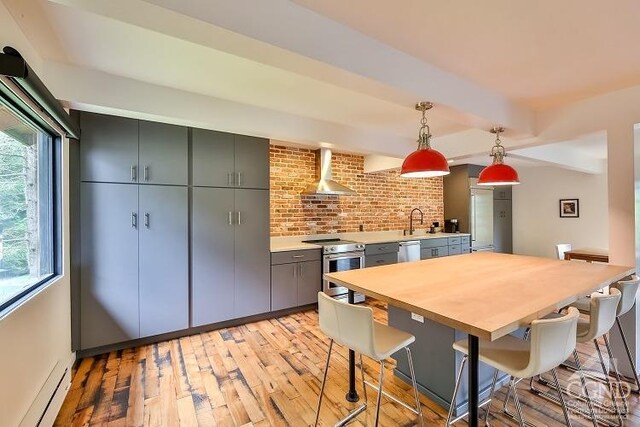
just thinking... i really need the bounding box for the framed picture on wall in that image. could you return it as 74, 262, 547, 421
559, 199, 579, 218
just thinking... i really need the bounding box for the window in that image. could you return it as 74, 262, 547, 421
0, 99, 55, 309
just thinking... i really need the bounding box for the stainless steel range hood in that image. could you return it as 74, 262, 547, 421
301, 148, 356, 195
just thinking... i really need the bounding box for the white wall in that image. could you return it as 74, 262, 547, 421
0, 3, 73, 426
512, 166, 608, 259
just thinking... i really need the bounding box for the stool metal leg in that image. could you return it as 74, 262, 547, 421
484, 369, 499, 426
573, 350, 598, 427
509, 376, 526, 427
446, 355, 467, 426
405, 347, 424, 427
616, 317, 640, 393
315, 339, 333, 427
374, 360, 385, 427
551, 368, 574, 427
603, 334, 629, 415
595, 340, 624, 424
359, 354, 368, 403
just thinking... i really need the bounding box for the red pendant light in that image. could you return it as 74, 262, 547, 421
400, 102, 450, 178
477, 127, 520, 186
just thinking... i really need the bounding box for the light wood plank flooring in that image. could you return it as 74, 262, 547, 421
55, 300, 640, 426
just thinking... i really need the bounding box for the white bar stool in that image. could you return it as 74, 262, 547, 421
534, 289, 622, 426
556, 243, 572, 260
611, 276, 640, 393
446, 308, 580, 427
314, 292, 423, 427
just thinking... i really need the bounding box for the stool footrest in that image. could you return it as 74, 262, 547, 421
334, 404, 367, 427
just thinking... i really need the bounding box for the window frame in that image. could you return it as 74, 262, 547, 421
0, 89, 62, 315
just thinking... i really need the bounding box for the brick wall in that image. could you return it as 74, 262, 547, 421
270, 144, 444, 236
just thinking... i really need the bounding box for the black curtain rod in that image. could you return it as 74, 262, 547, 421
0, 46, 80, 139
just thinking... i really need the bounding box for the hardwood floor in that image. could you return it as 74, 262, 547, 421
55, 300, 640, 426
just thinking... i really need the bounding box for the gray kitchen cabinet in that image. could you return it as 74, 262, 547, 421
192, 129, 235, 187
192, 128, 269, 189
420, 246, 449, 260
298, 260, 321, 306
366, 252, 398, 267
235, 135, 270, 189
271, 249, 322, 310
235, 189, 270, 317
494, 187, 512, 200
80, 183, 139, 349
80, 112, 138, 183
191, 187, 236, 326
271, 263, 298, 311
494, 199, 513, 254
192, 188, 270, 324
138, 121, 188, 185
139, 185, 189, 337
420, 238, 449, 249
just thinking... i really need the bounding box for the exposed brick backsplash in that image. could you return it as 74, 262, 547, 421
270, 144, 444, 236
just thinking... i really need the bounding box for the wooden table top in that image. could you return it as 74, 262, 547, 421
325, 252, 633, 341
564, 247, 609, 263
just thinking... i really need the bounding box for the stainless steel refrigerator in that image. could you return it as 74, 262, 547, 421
470, 179, 495, 251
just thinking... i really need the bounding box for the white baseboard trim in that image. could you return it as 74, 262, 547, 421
20, 352, 76, 427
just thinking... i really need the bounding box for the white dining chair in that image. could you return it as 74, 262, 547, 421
446, 308, 580, 427
314, 292, 423, 427
556, 243, 572, 260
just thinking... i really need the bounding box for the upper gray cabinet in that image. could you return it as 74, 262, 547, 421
80, 112, 138, 183
234, 135, 270, 189
138, 121, 188, 185
80, 112, 188, 185
192, 128, 269, 189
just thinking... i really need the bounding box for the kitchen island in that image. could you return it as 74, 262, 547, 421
325, 252, 634, 426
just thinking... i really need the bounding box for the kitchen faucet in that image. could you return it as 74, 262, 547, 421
409, 207, 424, 235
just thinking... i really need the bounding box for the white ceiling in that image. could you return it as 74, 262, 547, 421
0, 0, 625, 172
293, 0, 640, 110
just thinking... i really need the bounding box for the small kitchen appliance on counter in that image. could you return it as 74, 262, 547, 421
301, 238, 366, 303
444, 218, 459, 233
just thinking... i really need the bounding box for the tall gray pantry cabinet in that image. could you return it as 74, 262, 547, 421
191, 129, 270, 326
77, 111, 270, 352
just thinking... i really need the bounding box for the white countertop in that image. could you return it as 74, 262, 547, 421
270, 230, 470, 252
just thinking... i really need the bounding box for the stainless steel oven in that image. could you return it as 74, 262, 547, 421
302, 238, 366, 303
323, 250, 365, 302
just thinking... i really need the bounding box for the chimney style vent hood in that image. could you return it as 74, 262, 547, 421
301, 148, 356, 195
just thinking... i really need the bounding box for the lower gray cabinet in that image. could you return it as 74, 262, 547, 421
191, 188, 235, 326
192, 188, 270, 325
271, 250, 322, 311
139, 185, 189, 337
234, 189, 270, 318
80, 183, 139, 349
298, 260, 322, 305
420, 246, 449, 260
494, 199, 513, 254
80, 183, 190, 349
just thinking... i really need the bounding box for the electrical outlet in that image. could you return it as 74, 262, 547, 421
411, 312, 424, 323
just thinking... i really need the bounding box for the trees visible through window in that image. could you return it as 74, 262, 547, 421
0, 101, 54, 308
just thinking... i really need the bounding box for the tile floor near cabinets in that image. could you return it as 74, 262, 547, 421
56, 300, 640, 426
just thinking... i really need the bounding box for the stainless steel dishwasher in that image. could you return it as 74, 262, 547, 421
398, 240, 420, 262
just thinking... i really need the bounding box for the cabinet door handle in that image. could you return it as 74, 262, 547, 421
131, 165, 137, 182
228, 211, 233, 225
299, 263, 303, 277
237, 211, 241, 225
227, 172, 233, 186
378, 247, 387, 251
293, 263, 297, 278
144, 166, 149, 182
131, 212, 137, 228
376, 259, 384, 264
292, 255, 305, 259
236, 172, 242, 187
144, 213, 150, 228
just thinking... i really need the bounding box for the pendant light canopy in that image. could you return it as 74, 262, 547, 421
400, 102, 450, 178
477, 127, 520, 186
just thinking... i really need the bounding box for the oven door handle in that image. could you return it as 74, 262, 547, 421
324, 253, 364, 261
